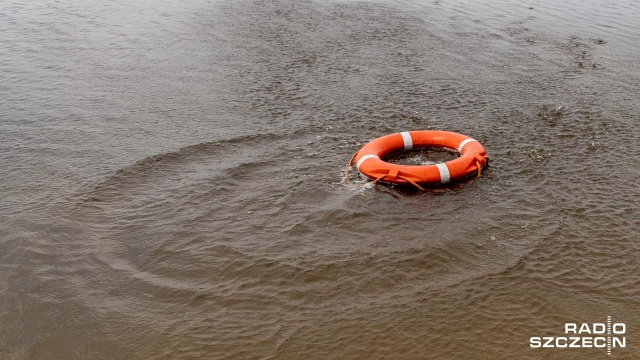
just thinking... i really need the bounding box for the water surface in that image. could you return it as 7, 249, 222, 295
1, 0, 639, 358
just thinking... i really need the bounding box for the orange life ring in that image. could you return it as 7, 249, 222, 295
353, 130, 488, 186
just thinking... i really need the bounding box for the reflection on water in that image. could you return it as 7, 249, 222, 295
1, 0, 639, 359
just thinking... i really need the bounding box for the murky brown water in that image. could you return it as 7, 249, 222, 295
1, 0, 639, 358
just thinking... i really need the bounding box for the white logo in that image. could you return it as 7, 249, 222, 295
530, 316, 626, 355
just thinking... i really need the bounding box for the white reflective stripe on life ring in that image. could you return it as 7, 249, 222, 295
356, 154, 380, 170
400, 132, 413, 151
457, 138, 477, 153
435, 163, 450, 184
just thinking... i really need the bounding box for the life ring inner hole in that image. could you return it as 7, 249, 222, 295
384, 147, 459, 166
